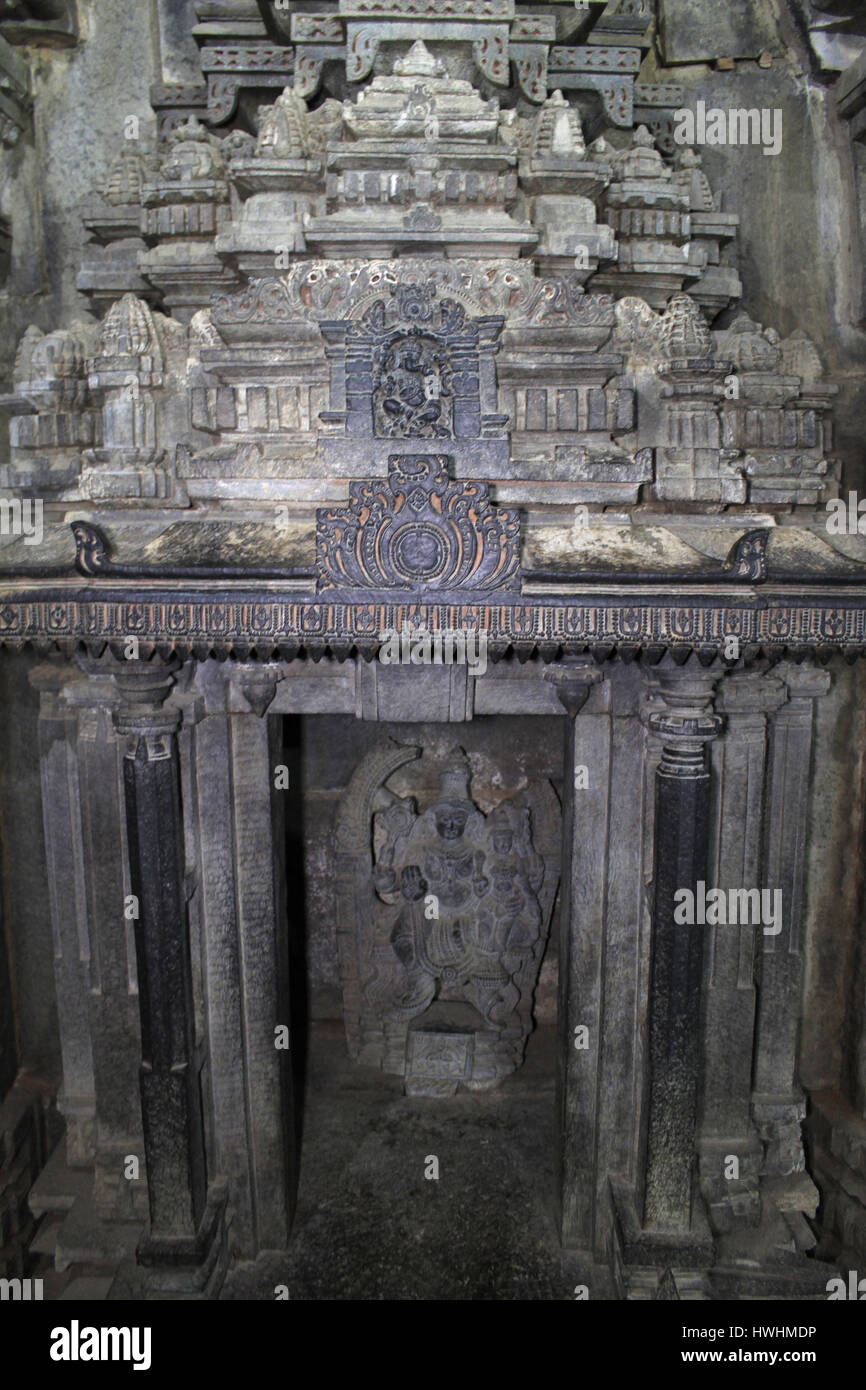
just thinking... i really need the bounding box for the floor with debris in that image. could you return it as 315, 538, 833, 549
221, 1020, 611, 1300
18, 1021, 608, 1300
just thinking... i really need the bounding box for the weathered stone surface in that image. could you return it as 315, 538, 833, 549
2, 0, 866, 1306
658, 0, 780, 64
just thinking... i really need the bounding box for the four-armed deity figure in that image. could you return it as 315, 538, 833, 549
369, 755, 546, 1081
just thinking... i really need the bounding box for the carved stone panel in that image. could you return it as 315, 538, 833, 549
334, 745, 560, 1094
316, 453, 521, 592
320, 281, 506, 445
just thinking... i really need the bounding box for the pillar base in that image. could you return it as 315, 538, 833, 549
611, 1173, 841, 1300
611, 1177, 714, 1283
698, 1136, 763, 1233
120, 1180, 230, 1299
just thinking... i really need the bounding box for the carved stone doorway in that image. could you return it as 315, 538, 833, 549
280, 711, 572, 1293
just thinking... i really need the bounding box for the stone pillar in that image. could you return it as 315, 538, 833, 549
113, 659, 209, 1260
30, 660, 146, 1218
190, 663, 294, 1257
64, 666, 146, 1222
698, 668, 785, 1231
753, 664, 831, 1179
31, 664, 96, 1165
642, 669, 722, 1233
545, 656, 605, 1249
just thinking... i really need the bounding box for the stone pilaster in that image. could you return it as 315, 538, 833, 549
30, 664, 96, 1165
642, 669, 722, 1233
30, 660, 146, 1216
698, 668, 785, 1232
188, 663, 294, 1258
64, 665, 146, 1221
753, 663, 831, 1181
545, 656, 605, 1249
0, 891, 14, 1101
112, 658, 210, 1261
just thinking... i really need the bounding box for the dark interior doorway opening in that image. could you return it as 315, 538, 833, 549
257, 714, 607, 1300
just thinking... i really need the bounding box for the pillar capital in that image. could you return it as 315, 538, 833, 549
112, 657, 181, 756
28, 659, 85, 716
716, 666, 787, 721
648, 666, 720, 713
777, 663, 832, 702
643, 665, 723, 773
544, 654, 604, 718
648, 709, 723, 746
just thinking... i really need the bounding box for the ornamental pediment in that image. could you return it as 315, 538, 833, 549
315, 454, 521, 592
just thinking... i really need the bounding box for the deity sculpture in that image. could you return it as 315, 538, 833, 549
337, 749, 557, 1093
374, 334, 452, 438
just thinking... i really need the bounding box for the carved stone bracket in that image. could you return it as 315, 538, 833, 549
544, 653, 604, 718
346, 25, 380, 82
633, 81, 686, 156
547, 45, 641, 127
511, 43, 548, 104
723, 529, 768, 583
294, 53, 324, 99
259, 0, 652, 112
473, 29, 509, 87
199, 45, 295, 125
149, 84, 209, 145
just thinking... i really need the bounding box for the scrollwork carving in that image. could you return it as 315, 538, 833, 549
473, 33, 509, 86
316, 454, 521, 592
347, 27, 380, 83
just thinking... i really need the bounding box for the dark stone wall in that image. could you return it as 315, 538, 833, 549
800, 659, 866, 1101
0, 651, 59, 1080
0, 893, 16, 1098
